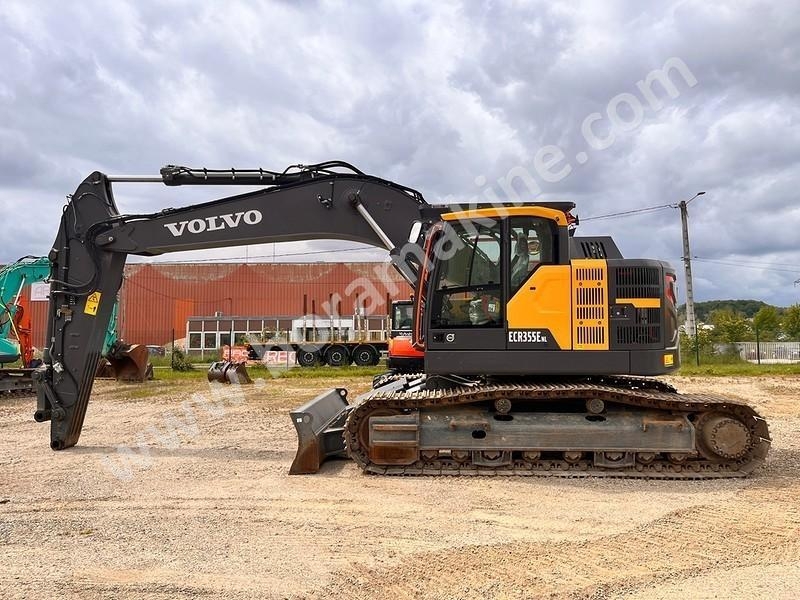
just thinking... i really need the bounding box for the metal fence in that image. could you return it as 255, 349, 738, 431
728, 342, 800, 364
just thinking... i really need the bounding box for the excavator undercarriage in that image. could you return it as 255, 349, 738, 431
292, 374, 770, 479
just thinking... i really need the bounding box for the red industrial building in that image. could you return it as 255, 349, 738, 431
25, 262, 412, 349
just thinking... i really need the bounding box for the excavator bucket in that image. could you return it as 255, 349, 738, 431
207, 361, 253, 384
289, 388, 351, 474
103, 343, 154, 382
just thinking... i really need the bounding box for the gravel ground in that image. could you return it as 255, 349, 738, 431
1, 374, 798, 599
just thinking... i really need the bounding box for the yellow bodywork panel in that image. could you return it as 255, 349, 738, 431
618, 297, 661, 309
572, 259, 609, 350
442, 206, 567, 225
507, 265, 572, 349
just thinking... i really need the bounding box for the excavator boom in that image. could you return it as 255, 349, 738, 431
35, 163, 429, 449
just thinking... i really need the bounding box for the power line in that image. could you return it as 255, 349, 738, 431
581, 203, 674, 222
693, 257, 799, 274
694, 256, 800, 269
132, 245, 383, 265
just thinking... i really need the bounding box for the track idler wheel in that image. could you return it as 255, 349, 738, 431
697, 412, 753, 461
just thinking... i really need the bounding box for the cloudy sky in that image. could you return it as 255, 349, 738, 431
1, 0, 798, 305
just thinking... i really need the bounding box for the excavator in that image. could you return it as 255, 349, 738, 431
385, 299, 424, 373
0, 256, 151, 398
0, 256, 50, 397
33, 161, 770, 478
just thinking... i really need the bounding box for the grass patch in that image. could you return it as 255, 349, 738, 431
150, 363, 386, 381
150, 367, 208, 381
677, 363, 800, 376
258, 364, 386, 379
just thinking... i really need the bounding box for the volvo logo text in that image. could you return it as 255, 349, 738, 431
163, 210, 263, 237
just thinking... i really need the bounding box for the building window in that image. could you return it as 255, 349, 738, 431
189, 333, 202, 349
204, 333, 217, 349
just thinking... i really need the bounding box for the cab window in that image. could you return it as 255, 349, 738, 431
508, 216, 557, 293
431, 220, 502, 328
392, 303, 414, 330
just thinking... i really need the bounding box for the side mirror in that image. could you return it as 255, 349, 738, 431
408, 221, 423, 243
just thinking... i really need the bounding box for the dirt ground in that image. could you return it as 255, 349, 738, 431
1, 374, 799, 599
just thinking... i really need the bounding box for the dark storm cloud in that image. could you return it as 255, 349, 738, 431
1, 0, 798, 305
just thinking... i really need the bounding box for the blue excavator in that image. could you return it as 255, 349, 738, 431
0, 256, 151, 397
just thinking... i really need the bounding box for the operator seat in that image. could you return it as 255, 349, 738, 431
510, 234, 530, 289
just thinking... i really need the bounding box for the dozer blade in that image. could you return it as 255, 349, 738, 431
105, 344, 153, 382
289, 388, 352, 474
207, 361, 253, 384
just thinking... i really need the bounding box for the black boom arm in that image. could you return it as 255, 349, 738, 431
34, 162, 429, 450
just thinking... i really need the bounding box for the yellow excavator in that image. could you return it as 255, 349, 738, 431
32, 162, 770, 478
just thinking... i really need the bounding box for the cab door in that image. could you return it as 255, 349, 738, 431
426, 219, 507, 353
505, 216, 572, 351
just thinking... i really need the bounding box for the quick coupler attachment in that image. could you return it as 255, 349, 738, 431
207, 361, 253, 384
289, 388, 351, 474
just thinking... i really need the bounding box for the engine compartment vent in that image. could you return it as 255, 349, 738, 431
614, 266, 661, 299
573, 260, 608, 350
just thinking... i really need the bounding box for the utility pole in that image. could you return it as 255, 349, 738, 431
676, 192, 705, 336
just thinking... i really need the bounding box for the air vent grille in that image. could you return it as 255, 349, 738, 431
614, 267, 661, 299
573, 261, 608, 350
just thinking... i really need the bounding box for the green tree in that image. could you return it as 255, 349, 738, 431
171, 347, 195, 371
753, 306, 781, 341
709, 309, 752, 344
782, 304, 800, 340
679, 328, 715, 364
683, 300, 771, 322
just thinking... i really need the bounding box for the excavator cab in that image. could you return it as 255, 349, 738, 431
385, 300, 424, 374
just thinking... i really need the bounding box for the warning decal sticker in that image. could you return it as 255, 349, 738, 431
84, 291, 102, 316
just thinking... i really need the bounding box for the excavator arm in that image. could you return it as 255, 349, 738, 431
35, 162, 430, 450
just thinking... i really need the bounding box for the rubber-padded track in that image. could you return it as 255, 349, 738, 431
345, 377, 771, 479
